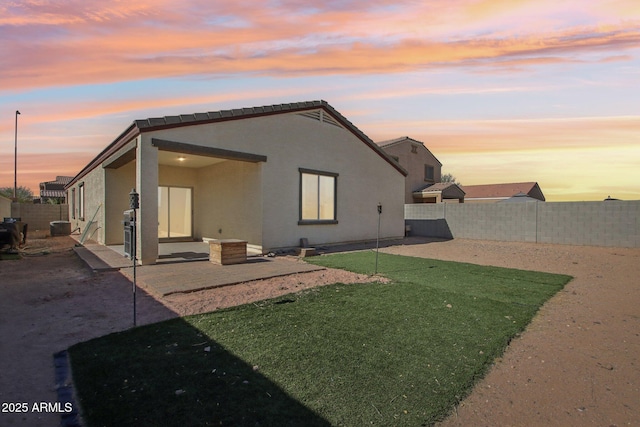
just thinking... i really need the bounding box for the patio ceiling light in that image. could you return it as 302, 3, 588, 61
177, 156, 186, 162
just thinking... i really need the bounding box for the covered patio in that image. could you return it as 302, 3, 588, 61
102, 137, 267, 264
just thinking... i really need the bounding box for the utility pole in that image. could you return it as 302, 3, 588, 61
13, 110, 21, 201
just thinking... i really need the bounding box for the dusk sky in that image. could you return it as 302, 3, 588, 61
1, 0, 639, 201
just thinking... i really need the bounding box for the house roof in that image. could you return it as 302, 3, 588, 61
40, 176, 74, 198
413, 182, 466, 200
41, 189, 66, 198
498, 192, 541, 203
461, 182, 545, 201
67, 100, 407, 188
376, 136, 442, 166
413, 182, 456, 193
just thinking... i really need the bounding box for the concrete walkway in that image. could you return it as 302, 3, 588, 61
119, 258, 324, 296
73, 242, 325, 296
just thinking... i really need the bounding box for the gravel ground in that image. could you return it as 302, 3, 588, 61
0, 235, 638, 426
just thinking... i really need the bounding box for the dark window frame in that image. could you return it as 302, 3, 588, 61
298, 168, 338, 225
424, 164, 435, 182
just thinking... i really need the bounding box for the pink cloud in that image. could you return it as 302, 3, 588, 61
367, 116, 640, 154
2, 1, 638, 91
0, 152, 92, 194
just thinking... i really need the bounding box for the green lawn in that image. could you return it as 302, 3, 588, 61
69, 252, 571, 426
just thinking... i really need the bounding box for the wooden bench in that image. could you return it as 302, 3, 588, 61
209, 239, 247, 265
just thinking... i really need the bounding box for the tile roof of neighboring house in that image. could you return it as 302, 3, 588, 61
376, 136, 442, 165
461, 182, 545, 201
40, 176, 74, 198
67, 100, 407, 188
413, 182, 461, 193
41, 189, 66, 198
498, 192, 541, 203
413, 182, 466, 200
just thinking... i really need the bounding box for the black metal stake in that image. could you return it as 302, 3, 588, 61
129, 189, 140, 328
132, 219, 137, 328
375, 203, 382, 274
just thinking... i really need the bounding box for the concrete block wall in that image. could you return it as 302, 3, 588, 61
406, 200, 640, 248
444, 203, 538, 243
10, 203, 69, 231
537, 201, 640, 247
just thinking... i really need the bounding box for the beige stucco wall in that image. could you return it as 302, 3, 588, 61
68, 164, 105, 244
104, 160, 136, 244
137, 135, 159, 264
195, 160, 262, 245
150, 110, 405, 250
0, 195, 11, 219
382, 141, 442, 204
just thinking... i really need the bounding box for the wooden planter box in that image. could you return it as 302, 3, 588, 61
209, 239, 247, 265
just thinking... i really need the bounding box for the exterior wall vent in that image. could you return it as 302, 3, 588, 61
297, 110, 343, 129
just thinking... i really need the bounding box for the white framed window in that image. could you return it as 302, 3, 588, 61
299, 168, 338, 224
78, 183, 85, 220
71, 188, 76, 219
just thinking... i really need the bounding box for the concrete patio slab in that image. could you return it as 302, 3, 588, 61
73, 243, 132, 271
118, 257, 325, 296
73, 240, 326, 296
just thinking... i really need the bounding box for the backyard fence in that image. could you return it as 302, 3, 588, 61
405, 200, 640, 248
9, 203, 69, 231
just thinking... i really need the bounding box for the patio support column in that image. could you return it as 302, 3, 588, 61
136, 136, 159, 264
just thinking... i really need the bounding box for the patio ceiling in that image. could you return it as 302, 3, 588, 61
152, 138, 267, 167
158, 150, 227, 168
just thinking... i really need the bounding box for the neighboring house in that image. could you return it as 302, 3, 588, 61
412, 182, 465, 203
461, 182, 545, 203
377, 137, 442, 203
65, 100, 407, 264
39, 176, 73, 203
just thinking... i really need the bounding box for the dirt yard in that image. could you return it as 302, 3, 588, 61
0, 235, 638, 426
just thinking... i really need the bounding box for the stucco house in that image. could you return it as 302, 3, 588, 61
461, 182, 545, 203
65, 100, 407, 264
377, 137, 442, 203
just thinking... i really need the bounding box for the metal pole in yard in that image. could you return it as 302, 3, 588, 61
130, 189, 139, 328
375, 203, 382, 274
132, 220, 137, 327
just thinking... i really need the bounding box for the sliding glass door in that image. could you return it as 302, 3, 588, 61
158, 186, 192, 239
